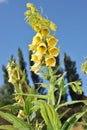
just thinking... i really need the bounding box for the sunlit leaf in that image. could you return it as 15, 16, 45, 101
0, 125, 18, 130
0, 111, 31, 130
36, 100, 61, 130
61, 110, 87, 130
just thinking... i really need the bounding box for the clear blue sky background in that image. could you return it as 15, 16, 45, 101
0, 0, 87, 95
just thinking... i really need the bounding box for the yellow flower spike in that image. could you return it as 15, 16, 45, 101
41, 27, 50, 36
30, 63, 41, 73
47, 36, 58, 47
45, 56, 56, 67
33, 33, 42, 44
29, 43, 37, 51
50, 21, 57, 32
25, 3, 57, 34
48, 47, 60, 57
31, 53, 42, 63
37, 43, 47, 54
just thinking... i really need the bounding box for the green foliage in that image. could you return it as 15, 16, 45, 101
0, 3, 87, 130
0, 111, 31, 130
64, 53, 83, 100
0, 125, 18, 130
18, 48, 29, 85
61, 110, 87, 130
35, 100, 61, 130
0, 58, 85, 129
81, 60, 87, 74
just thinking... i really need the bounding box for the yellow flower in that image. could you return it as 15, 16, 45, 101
17, 98, 24, 106
33, 33, 42, 44
31, 53, 42, 63
45, 56, 56, 67
33, 23, 41, 32
48, 47, 60, 57
25, 10, 31, 17
37, 43, 47, 54
26, 3, 33, 8
29, 43, 37, 51
17, 110, 24, 119
31, 63, 41, 73
26, 3, 36, 12
8, 76, 15, 84
50, 21, 57, 32
41, 27, 50, 36
47, 36, 58, 47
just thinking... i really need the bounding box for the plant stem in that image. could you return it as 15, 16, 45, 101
48, 83, 55, 106
57, 90, 62, 105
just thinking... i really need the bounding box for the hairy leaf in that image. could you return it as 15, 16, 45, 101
0, 111, 31, 130
61, 110, 87, 130
36, 100, 61, 130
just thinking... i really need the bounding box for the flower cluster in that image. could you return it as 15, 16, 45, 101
25, 3, 57, 32
7, 58, 29, 93
25, 3, 60, 73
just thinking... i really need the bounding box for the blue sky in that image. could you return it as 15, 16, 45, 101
0, 0, 87, 95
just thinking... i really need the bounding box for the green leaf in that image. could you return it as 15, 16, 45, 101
24, 86, 36, 116
24, 96, 34, 115
36, 100, 61, 130
15, 93, 48, 99
0, 111, 31, 130
81, 60, 87, 74
0, 104, 21, 114
61, 110, 87, 130
57, 74, 66, 94
69, 81, 83, 94
64, 81, 83, 95
55, 100, 87, 111
0, 125, 18, 130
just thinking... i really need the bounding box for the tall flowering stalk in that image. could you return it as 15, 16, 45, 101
25, 3, 60, 74
25, 3, 60, 106
0, 3, 86, 130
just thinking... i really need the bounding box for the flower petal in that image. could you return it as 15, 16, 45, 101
48, 47, 60, 57
37, 43, 47, 54
45, 56, 56, 67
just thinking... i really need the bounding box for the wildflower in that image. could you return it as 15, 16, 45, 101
47, 36, 58, 47
26, 3, 36, 12
30, 63, 41, 73
50, 21, 57, 32
45, 56, 56, 67
24, 10, 31, 17
8, 76, 16, 85
33, 23, 41, 32
41, 27, 50, 36
33, 33, 42, 44
17, 98, 24, 106
48, 47, 60, 57
31, 53, 42, 63
37, 43, 47, 54
29, 43, 37, 51
17, 110, 24, 119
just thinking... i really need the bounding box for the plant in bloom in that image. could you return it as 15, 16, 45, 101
25, 3, 60, 73
0, 3, 86, 130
